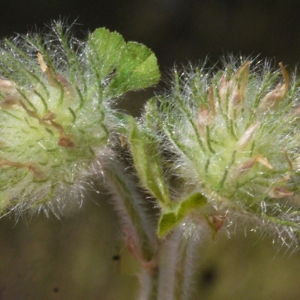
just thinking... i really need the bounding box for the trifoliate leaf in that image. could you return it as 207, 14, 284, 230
88, 29, 160, 98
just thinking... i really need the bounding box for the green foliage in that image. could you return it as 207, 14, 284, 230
88, 28, 160, 97
128, 116, 170, 206
158, 193, 207, 237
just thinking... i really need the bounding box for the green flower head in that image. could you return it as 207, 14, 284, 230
130, 58, 300, 246
0, 22, 159, 216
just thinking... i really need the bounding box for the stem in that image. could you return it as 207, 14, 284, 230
138, 224, 204, 300
102, 154, 158, 262
138, 268, 159, 300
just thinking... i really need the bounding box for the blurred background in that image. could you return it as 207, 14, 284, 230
1, 0, 300, 299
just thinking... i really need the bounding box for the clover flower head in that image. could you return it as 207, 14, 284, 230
133, 58, 300, 247
0, 22, 159, 217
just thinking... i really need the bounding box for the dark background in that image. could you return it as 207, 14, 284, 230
1, 0, 300, 68
1, 1, 300, 299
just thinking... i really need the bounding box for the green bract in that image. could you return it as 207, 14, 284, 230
133, 60, 300, 243
0, 23, 160, 215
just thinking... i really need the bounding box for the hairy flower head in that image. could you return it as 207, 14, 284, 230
0, 22, 159, 216
131, 58, 300, 246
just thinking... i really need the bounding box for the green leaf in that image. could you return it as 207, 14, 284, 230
158, 193, 208, 237
87, 29, 160, 97
87, 28, 126, 81
108, 42, 160, 95
128, 117, 170, 206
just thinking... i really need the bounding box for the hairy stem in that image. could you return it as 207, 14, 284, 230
138, 224, 204, 300
102, 155, 158, 262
